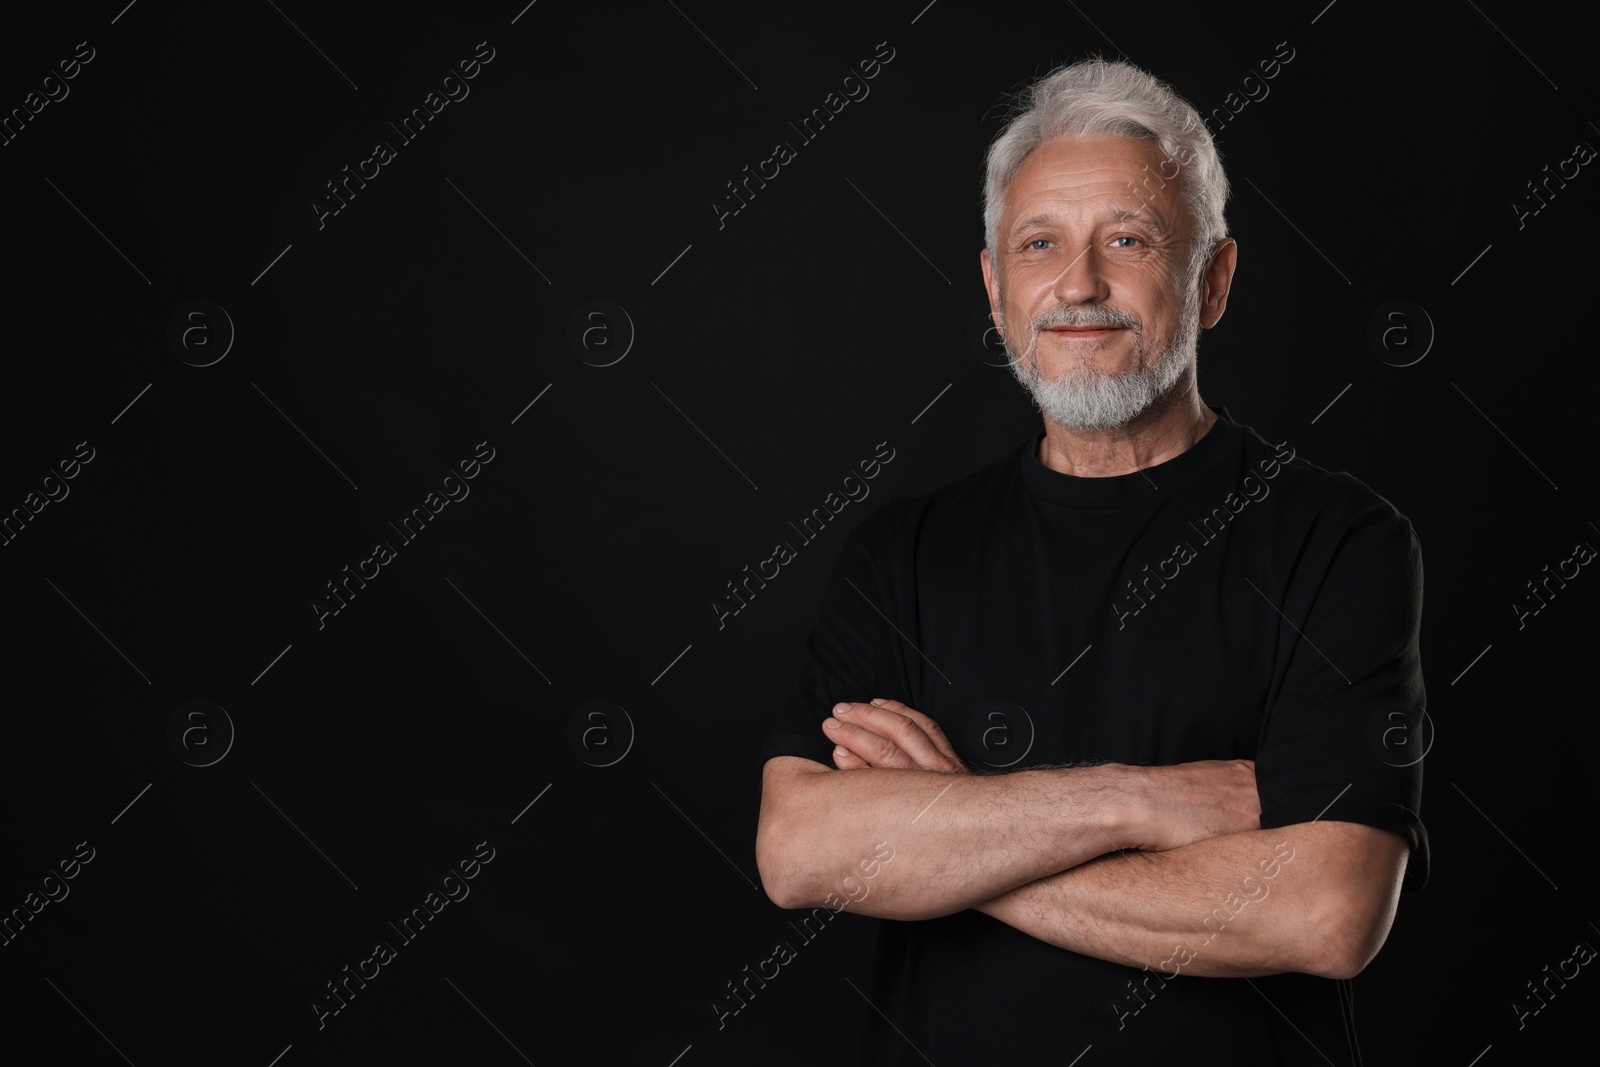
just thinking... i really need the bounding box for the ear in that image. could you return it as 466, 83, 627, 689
980, 247, 1003, 336
1198, 238, 1237, 329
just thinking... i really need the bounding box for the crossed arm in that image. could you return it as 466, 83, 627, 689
754, 699, 1409, 981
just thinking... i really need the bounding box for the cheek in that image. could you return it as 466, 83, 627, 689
1002, 269, 1057, 316
1126, 259, 1177, 293
1125, 269, 1188, 327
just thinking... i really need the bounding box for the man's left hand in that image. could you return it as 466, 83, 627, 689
824, 698, 970, 773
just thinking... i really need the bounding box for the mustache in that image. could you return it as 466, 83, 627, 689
1030, 304, 1141, 331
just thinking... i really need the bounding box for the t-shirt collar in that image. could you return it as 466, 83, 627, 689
1018, 406, 1238, 509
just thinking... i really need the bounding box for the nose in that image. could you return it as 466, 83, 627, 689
1048, 242, 1111, 308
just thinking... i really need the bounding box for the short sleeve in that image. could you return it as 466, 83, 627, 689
1255, 495, 1430, 891
760, 509, 904, 769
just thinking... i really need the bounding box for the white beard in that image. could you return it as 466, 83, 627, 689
1002, 273, 1202, 431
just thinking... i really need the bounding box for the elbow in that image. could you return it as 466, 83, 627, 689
755, 756, 834, 910
1304, 898, 1394, 980
1308, 945, 1371, 982
755, 816, 817, 910
763, 877, 813, 912
1321, 928, 1388, 981
757, 852, 804, 911
1281, 826, 1408, 980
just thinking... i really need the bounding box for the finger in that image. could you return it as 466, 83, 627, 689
837, 702, 963, 772
829, 719, 924, 772
832, 744, 869, 770
824, 713, 918, 769
872, 699, 964, 766
897, 709, 966, 771
860, 699, 964, 768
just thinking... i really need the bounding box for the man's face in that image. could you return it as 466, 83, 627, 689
980, 133, 1214, 431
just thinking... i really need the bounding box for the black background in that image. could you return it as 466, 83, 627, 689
2, 1, 1596, 1064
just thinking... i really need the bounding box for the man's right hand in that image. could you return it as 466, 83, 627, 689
1128, 759, 1261, 852
826, 698, 970, 774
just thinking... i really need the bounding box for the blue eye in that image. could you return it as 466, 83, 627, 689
1112, 236, 1141, 248
1027, 239, 1050, 250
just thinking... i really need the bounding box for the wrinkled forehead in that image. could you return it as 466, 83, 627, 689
1002, 133, 1188, 235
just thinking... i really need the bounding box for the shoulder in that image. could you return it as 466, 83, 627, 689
1226, 414, 1417, 547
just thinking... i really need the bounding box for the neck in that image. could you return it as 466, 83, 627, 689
1036, 383, 1215, 478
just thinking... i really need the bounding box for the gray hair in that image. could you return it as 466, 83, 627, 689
982, 58, 1229, 274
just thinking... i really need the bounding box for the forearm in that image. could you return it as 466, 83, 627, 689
973, 823, 1406, 980
756, 758, 1136, 920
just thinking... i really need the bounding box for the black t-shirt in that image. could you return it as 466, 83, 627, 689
760, 408, 1429, 1066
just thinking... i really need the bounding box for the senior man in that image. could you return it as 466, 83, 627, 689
754, 58, 1427, 1065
